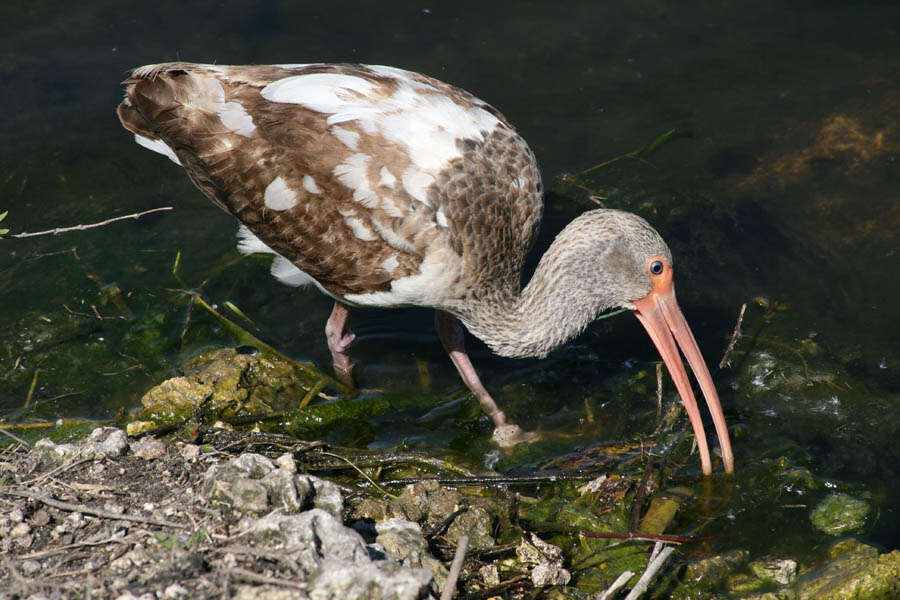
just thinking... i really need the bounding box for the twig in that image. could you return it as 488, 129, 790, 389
624, 543, 675, 600
580, 531, 716, 544
320, 451, 398, 499
0, 488, 186, 529
719, 303, 747, 368
440, 534, 469, 600
630, 460, 654, 533
655, 362, 663, 421
380, 472, 591, 486
227, 567, 308, 590
19, 457, 93, 486
598, 569, 635, 600
19, 534, 136, 560
23, 369, 40, 410
0, 427, 29, 447
8, 207, 173, 239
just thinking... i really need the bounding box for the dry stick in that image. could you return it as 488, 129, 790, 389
624, 542, 675, 600
9, 207, 173, 238
18, 457, 93, 486
581, 530, 712, 545
227, 567, 308, 590
598, 569, 635, 600
655, 362, 663, 420
719, 303, 747, 369
440, 534, 469, 600
0, 427, 29, 446
1, 488, 186, 529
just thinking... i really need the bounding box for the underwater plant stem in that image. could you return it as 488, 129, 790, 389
9, 207, 172, 238
719, 303, 747, 369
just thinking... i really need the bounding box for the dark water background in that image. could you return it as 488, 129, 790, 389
1, 0, 898, 562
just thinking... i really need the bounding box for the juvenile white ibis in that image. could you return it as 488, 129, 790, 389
118, 62, 734, 474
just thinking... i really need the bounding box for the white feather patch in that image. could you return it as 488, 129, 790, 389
134, 134, 181, 166
343, 216, 378, 241
380, 253, 399, 274
377, 166, 397, 189
236, 225, 329, 292
402, 167, 435, 205
435, 207, 449, 228
302, 175, 321, 194
264, 176, 297, 210
344, 246, 460, 308
333, 153, 379, 208
330, 125, 360, 150
261, 73, 378, 111
219, 101, 256, 136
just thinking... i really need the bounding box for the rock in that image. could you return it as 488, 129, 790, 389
748, 557, 797, 586
311, 558, 433, 600
233, 586, 306, 600
275, 452, 297, 473
376, 518, 448, 589
130, 436, 168, 459
683, 550, 749, 590
798, 539, 900, 599
261, 469, 304, 513
810, 493, 870, 535
230, 479, 269, 513
33, 427, 128, 463
201, 453, 346, 518
243, 510, 434, 600
516, 533, 570, 587
303, 475, 343, 518
446, 505, 494, 550
138, 348, 314, 422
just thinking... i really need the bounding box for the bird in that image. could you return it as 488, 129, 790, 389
117, 62, 734, 474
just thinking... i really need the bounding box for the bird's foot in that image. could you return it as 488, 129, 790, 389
492, 424, 541, 448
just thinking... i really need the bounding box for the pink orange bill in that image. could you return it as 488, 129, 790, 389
632, 263, 735, 475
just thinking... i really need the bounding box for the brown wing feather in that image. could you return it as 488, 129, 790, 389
118, 63, 543, 305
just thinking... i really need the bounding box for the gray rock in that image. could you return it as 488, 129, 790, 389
130, 437, 168, 459
301, 475, 343, 518
243, 510, 434, 600
33, 427, 128, 463
230, 479, 270, 513
245, 509, 370, 574
516, 533, 570, 587
311, 557, 433, 600
262, 469, 304, 513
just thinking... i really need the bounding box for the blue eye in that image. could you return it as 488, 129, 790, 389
650, 260, 664, 275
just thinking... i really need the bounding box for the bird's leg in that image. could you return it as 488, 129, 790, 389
435, 310, 539, 447
325, 301, 356, 388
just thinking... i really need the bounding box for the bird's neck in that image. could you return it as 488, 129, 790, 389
458, 224, 618, 358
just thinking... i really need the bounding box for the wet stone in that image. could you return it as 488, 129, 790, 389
797, 539, 900, 600
810, 492, 870, 535
516, 533, 571, 587
748, 557, 798, 586
683, 549, 750, 590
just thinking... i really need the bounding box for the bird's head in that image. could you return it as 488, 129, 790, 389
571, 209, 734, 475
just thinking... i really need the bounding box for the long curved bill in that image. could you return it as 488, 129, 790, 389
632, 278, 734, 475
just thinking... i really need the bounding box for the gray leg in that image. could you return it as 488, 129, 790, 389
435, 310, 538, 447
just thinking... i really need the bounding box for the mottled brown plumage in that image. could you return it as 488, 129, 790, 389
118, 62, 734, 473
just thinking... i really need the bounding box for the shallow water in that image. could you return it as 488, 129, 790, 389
1, 0, 898, 569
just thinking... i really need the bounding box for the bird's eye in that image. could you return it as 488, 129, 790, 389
649, 260, 664, 275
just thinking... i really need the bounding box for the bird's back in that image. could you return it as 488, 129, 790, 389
118, 63, 543, 311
